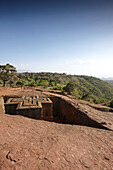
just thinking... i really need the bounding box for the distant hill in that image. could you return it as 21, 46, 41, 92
102, 77, 113, 80
103, 79, 113, 85
17, 72, 113, 103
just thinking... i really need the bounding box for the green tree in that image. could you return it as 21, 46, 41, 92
41, 80, 49, 89
109, 100, 113, 108
27, 78, 36, 87
16, 79, 25, 87
9, 80, 14, 87
49, 79, 57, 86
8, 75, 19, 87
0, 80, 3, 86
0, 64, 17, 87
36, 79, 41, 86
63, 81, 75, 94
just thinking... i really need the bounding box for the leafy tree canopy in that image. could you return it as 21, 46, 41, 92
49, 79, 57, 86
16, 79, 25, 87
63, 81, 75, 94
0, 64, 17, 87
17, 72, 113, 103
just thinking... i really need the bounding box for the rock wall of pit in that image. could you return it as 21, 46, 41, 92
50, 96, 109, 129
0, 96, 5, 114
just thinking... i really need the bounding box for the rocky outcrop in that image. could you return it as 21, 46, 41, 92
49, 95, 113, 130
1, 88, 113, 130
0, 88, 113, 169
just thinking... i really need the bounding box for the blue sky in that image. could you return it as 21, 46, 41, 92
0, 0, 113, 78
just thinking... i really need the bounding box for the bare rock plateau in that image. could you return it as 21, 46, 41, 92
0, 87, 113, 170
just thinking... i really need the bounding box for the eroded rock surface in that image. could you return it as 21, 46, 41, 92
0, 88, 113, 169
0, 114, 113, 170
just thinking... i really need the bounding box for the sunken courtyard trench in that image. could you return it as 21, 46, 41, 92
0, 95, 110, 130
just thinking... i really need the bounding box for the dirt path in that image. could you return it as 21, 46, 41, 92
0, 87, 21, 96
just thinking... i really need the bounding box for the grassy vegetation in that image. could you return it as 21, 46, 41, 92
1, 72, 113, 104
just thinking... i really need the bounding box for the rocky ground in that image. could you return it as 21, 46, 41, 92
0, 87, 113, 170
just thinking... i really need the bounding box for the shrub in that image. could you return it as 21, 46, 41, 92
16, 79, 25, 87
63, 82, 75, 94
109, 100, 113, 108
53, 85, 63, 91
